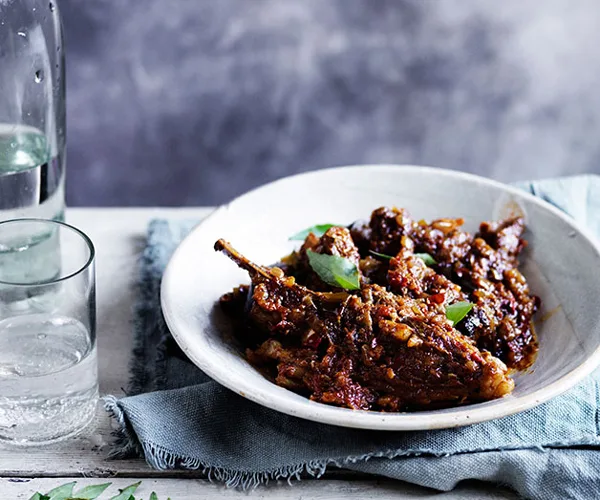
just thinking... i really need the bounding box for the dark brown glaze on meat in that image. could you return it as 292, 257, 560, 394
215, 207, 539, 412
354, 207, 539, 370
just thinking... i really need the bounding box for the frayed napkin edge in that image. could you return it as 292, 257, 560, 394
103, 395, 600, 491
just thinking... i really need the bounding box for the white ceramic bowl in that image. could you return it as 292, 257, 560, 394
161, 165, 600, 430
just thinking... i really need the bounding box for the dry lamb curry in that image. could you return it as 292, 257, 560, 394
215, 206, 539, 412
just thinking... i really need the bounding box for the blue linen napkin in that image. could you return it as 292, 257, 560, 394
105, 175, 600, 500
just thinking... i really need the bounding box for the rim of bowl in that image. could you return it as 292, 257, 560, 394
161, 164, 600, 430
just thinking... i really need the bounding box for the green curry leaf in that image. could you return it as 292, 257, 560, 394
45, 482, 75, 500
28, 494, 49, 500
368, 250, 393, 260
368, 250, 437, 267
73, 483, 112, 499
306, 250, 360, 290
414, 253, 437, 266
108, 482, 141, 500
446, 301, 474, 326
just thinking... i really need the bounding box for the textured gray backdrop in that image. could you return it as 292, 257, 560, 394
61, 0, 600, 206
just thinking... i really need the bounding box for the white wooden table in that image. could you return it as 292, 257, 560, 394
0, 208, 517, 499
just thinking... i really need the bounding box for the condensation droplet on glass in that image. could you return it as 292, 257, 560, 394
49, 2, 55, 12
37, 333, 47, 340
35, 70, 44, 83
17, 31, 26, 38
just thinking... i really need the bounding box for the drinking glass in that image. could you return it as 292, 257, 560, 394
0, 0, 66, 221
0, 219, 97, 445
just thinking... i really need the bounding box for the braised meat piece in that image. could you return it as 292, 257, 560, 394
298, 284, 514, 410
347, 285, 512, 409
361, 209, 539, 370
215, 207, 538, 412
216, 242, 517, 411
367, 207, 414, 256
387, 249, 465, 305
434, 219, 537, 370
216, 239, 346, 344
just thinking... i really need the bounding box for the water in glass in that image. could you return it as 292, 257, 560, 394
0, 124, 64, 284
0, 219, 97, 445
0, 315, 97, 445
0, 124, 64, 222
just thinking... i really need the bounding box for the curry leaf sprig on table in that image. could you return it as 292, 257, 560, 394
289, 223, 340, 240
28, 480, 169, 500
306, 250, 360, 290
446, 301, 474, 326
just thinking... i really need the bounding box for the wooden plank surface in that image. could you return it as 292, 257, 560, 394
2, 477, 517, 499
0, 208, 515, 499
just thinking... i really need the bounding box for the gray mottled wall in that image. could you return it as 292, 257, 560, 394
62, 0, 600, 206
